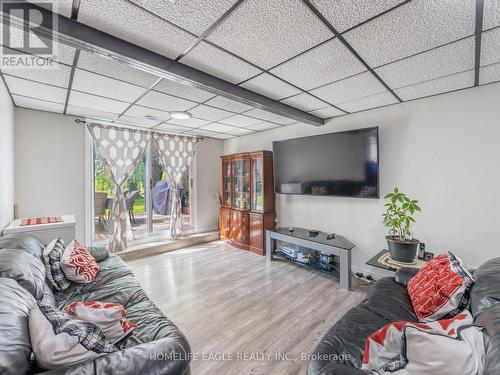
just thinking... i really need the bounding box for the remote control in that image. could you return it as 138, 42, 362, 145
309, 230, 319, 237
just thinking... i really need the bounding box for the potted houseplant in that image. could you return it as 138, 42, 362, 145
382, 187, 421, 262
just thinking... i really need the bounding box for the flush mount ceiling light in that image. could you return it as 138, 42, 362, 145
170, 111, 192, 120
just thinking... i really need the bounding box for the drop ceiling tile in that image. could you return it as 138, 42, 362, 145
484, 0, 500, 30
72, 69, 147, 102
208, 133, 234, 139
123, 105, 170, 122
270, 39, 366, 90
239, 73, 301, 100
344, 0, 475, 67
207, 0, 332, 69
0, 28, 76, 65
337, 92, 398, 113
309, 0, 405, 33
228, 127, 255, 136
219, 114, 262, 127
154, 79, 215, 102
68, 91, 129, 114
129, 0, 238, 36
28, 0, 72, 17
166, 117, 211, 128
77, 51, 159, 88
201, 123, 240, 133
204, 96, 253, 113
375, 37, 475, 89
136, 91, 197, 112
310, 71, 386, 105
246, 122, 282, 131
156, 123, 193, 133
183, 128, 220, 137
1, 50, 71, 87
116, 115, 162, 128
66, 105, 119, 121
481, 28, 500, 66
13, 95, 64, 113
4, 75, 66, 103
308, 106, 345, 119
480, 62, 500, 84
78, 0, 197, 60
180, 42, 262, 84
189, 104, 234, 121
395, 70, 474, 101
279, 93, 326, 111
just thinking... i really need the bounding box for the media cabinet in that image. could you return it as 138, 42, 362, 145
266, 227, 355, 290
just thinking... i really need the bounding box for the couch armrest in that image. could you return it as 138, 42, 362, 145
394, 268, 419, 286
41, 336, 190, 375
88, 245, 110, 263
307, 361, 367, 375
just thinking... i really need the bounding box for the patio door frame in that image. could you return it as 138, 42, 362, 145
84, 128, 197, 247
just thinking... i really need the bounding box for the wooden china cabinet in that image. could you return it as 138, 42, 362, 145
220, 151, 275, 255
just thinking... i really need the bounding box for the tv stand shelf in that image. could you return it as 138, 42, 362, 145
266, 227, 355, 290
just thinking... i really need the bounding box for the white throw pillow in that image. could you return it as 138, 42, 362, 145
362, 310, 485, 374
29, 303, 116, 369
64, 301, 136, 343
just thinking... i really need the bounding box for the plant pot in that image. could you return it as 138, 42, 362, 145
386, 236, 420, 263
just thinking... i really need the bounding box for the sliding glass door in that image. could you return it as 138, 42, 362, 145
91, 142, 193, 245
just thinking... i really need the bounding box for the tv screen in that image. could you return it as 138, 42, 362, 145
273, 127, 379, 198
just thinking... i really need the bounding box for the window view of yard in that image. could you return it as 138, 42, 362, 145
94, 147, 191, 242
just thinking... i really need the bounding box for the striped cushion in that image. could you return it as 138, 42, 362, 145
42, 238, 70, 291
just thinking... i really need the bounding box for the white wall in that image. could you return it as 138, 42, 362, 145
13, 108, 223, 242
0, 79, 14, 231
195, 138, 223, 232
224, 83, 500, 274
14, 109, 86, 240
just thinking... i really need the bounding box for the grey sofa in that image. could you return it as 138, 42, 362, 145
0, 234, 191, 375
307, 260, 500, 374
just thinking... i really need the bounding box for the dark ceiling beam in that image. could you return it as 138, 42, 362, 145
63, 0, 81, 114
1, 2, 324, 126
474, 0, 484, 86
301, 0, 403, 103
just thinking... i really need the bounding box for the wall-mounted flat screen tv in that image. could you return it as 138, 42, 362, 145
273, 127, 379, 198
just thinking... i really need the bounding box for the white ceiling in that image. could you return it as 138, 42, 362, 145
3, 0, 500, 140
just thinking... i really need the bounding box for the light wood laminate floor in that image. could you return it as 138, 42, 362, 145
126, 241, 368, 375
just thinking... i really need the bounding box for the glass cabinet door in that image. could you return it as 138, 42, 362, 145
232, 159, 250, 209
252, 157, 263, 212
222, 160, 231, 206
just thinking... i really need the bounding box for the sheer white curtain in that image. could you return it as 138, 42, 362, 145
88, 124, 149, 252
152, 133, 198, 239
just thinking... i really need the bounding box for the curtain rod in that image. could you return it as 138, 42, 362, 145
74, 118, 204, 141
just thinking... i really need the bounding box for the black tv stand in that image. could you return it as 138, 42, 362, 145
266, 227, 355, 290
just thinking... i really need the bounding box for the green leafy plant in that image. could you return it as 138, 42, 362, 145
382, 187, 421, 242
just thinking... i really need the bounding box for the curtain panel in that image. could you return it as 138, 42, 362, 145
152, 133, 198, 239
88, 124, 149, 252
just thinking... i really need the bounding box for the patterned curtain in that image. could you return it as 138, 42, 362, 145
87, 124, 149, 252
152, 133, 198, 239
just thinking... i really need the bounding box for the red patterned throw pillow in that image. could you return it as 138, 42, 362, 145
60, 240, 100, 283
407, 251, 474, 322
361, 311, 485, 374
